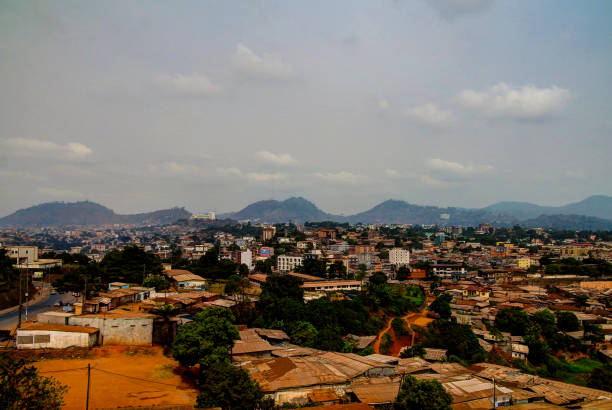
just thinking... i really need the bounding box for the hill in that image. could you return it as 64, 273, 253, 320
485, 195, 612, 220
521, 214, 612, 231
227, 197, 339, 223
0, 201, 191, 227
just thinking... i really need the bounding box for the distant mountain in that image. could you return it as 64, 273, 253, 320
346, 200, 516, 225
522, 214, 612, 231
0, 201, 191, 227
227, 197, 339, 223
485, 195, 612, 220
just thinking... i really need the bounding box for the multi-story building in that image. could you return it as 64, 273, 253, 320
262, 226, 276, 241
233, 249, 253, 270
389, 248, 410, 267
277, 255, 304, 273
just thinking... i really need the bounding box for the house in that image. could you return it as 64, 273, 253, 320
108, 282, 129, 290
16, 323, 99, 349
301, 280, 362, 293
462, 286, 490, 299
511, 343, 529, 360
69, 310, 155, 346
423, 348, 448, 362
164, 269, 207, 290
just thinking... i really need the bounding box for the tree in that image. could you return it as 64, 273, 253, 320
525, 335, 551, 365
171, 308, 239, 367
574, 294, 588, 307
396, 266, 410, 281
327, 261, 347, 279
587, 365, 612, 392
400, 343, 425, 359
393, 375, 452, 410
532, 310, 557, 339
557, 311, 580, 332
380, 332, 393, 355
369, 272, 388, 286
429, 294, 452, 320
288, 321, 318, 347
0, 354, 68, 410
100, 245, 163, 284
295, 258, 327, 277
142, 275, 170, 291
196, 355, 264, 410
315, 328, 344, 352
495, 308, 530, 335
254, 259, 274, 273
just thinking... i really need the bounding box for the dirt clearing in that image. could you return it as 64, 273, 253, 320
33, 346, 198, 409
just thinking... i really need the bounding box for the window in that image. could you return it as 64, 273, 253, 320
18, 336, 33, 344
34, 334, 50, 343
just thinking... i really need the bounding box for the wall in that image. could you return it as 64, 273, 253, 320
69, 316, 153, 345
16, 330, 96, 349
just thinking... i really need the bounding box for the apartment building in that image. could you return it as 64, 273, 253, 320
389, 248, 410, 267
277, 254, 304, 273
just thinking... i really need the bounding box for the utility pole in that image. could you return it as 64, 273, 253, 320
25, 271, 29, 322
493, 378, 496, 408
86, 363, 91, 410
17, 269, 22, 328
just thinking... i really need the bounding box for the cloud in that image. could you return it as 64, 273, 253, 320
426, 0, 495, 19
216, 167, 243, 177
408, 103, 455, 126
149, 161, 203, 176
426, 158, 493, 176
36, 187, 83, 198
564, 169, 585, 179
0, 170, 46, 181
0, 138, 92, 159
156, 73, 221, 96
245, 172, 287, 182
419, 174, 453, 187
232, 43, 296, 81
315, 171, 364, 185
385, 168, 401, 179
256, 151, 297, 166
378, 99, 390, 112
456, 83, 570, 119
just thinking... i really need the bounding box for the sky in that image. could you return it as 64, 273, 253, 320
1, 0, 611, 217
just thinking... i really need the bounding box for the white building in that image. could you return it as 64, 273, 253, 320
389, 248, 410, 267
277, 255, 304, 273
16, 323, 99, 349
190, 212, 216, 221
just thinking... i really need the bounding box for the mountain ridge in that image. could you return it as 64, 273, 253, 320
2, 195, 612, 230
0, 201, 191, 227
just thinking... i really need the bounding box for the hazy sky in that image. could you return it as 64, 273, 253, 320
1, 0, 611, 216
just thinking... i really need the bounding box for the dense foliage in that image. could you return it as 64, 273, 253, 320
0, 354, 67, 410
393, 375, 452, 410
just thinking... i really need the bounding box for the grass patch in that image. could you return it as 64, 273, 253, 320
206, 281, 226, 294
151, 363, 175, 380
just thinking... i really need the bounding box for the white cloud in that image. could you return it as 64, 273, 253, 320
216, 167, 243, 177
156, 73, 221, 96
315, 171, 363, 185
256, 151, 298, 166
385, 168, 401, 179
408, 103, 455, 126
456, 83, 570, 119
564, 169, 585, 179
151, 161, 203, 176
36, 187, 83, 198
426, 0, 494, 19
419, 174, 453, 187
0, 138, 92, 159
0, 170, 46, 181
378, 99, 390, 112
232, 43, 296, 81
245, 172, 287, 182
426, 158, 493, 175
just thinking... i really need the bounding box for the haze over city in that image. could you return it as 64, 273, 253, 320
1, 0, 611, 217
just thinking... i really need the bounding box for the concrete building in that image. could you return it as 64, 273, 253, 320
190, 212, 216, 221
262, 226, 276, 241
233, 249, 253, 270
389, 248, 410, 267
5, 245, 62, 270
69, 311, 155, 346
277, 255, 304, 273
301, 280, 362, 292
16, 323, 99, 349
164, 269, 207, 290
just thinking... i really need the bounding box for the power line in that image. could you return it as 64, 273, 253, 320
91, 367, 184, 389
39, 366, 88, 374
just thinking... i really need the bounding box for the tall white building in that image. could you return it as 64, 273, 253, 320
277, 255, 304, 273
389, 248, 410, 267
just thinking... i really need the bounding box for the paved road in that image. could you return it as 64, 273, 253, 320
0, 292, 78, 329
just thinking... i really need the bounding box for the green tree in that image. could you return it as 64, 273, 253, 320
196, 355, 264, 410
396, 266, 410, 281
0, 354, 68, 410
525, 335, 551, 365
315, 328, 344, 352
100, 245, 163, 284
380, 332, 393, 355
393, 375, 452, 410
171, 308, 239, 367
295, 258, 327, 277
532, 310, 557, 339
587, 365, 612, 392
254, 259, 274, 273
557, 311, 580, 332
288, 321, 318, 347
142, 274, 170, 291
495, 308, 530, 335
327, 260, 347, 279
400, 343, 426, 359
429, 294, 452, 320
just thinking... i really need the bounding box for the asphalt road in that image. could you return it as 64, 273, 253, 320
0, 292, 78, 329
